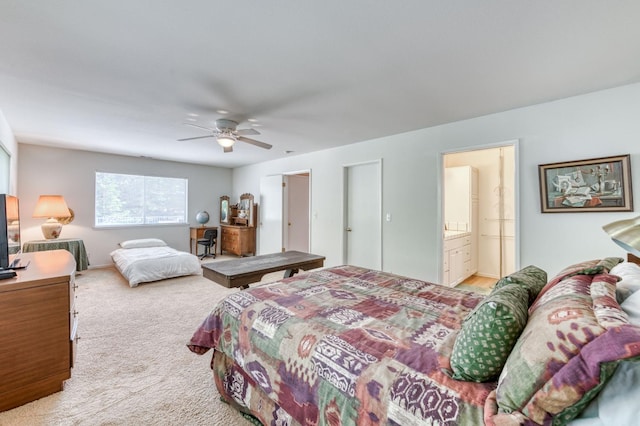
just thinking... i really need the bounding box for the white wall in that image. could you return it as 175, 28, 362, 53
234, 83, 640, 281
18, 145, 232, 266
0, 109, 19, 194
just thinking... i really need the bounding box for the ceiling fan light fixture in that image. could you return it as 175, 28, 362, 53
178, 118, 272, 151
217, 135, 236, 148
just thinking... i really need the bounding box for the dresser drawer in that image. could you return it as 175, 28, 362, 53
223, 240, 240, 253
221, 225, 256, 256
221, 227, 236, 236
223, 233, 239, 243
69, 274, 77, 308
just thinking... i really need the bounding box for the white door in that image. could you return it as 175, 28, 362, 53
344, 161, 381, 269
286, 174, 310, 252
259, 175, 284, 254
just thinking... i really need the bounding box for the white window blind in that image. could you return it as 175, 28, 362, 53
95, 172, 187, 227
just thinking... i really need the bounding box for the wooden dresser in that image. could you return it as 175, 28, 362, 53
220, 225, 256, 257
0, 250, 77, 412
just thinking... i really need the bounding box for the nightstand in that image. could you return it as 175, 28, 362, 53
22, 238, 89, 271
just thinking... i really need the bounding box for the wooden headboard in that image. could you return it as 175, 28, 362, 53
628, 253, 640, 266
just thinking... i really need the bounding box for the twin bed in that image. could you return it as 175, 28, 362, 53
110, 238, 201, 287
188, 258, 640, 425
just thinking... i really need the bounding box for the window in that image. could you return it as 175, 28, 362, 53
95, 172, 188, 227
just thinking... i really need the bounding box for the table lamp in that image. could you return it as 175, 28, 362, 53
603, 216, 640, 257
32, 195, 71, 239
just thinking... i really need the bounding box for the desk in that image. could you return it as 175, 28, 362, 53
189, 226, 218, 255
202, 250, 325, 289
23, 238, 89, 271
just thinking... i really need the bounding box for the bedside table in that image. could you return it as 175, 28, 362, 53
22, 238, 89, 271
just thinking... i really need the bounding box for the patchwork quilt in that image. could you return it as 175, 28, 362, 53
188, 265, 494, 425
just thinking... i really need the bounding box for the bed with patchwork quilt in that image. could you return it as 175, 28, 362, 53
188, 259, 640, 425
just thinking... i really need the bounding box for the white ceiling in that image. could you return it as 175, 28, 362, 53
2, 1, 640, 168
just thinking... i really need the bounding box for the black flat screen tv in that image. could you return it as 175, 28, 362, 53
0, 194, 21, 270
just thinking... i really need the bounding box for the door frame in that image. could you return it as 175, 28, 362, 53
259, 169, 312, 254
283, 169, 312, 252
342, 159, 383, 267
438, 140, 520, 283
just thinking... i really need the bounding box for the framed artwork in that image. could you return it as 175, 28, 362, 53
538, 154, 633, 213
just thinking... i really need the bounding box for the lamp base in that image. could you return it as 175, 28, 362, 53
41, 218, 63, 239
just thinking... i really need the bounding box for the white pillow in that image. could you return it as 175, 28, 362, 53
119, 238, 167, 249
610, 262, 640, 302
621, 287, 640, 324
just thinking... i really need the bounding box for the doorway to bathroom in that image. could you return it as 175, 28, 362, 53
442, 143, 518, 286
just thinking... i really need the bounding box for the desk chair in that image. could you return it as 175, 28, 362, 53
197, 229, 217, 259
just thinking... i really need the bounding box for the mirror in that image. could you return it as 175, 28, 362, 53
5, 195, 20, 254
239, 193, 254, 227
220, 195, 230, 224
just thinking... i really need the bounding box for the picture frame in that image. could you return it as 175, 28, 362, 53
538, 154, 633, 213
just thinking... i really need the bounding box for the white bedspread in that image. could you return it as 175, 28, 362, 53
110, 246, 201, 287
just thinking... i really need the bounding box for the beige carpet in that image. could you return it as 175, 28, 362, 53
0, 258, 282, 426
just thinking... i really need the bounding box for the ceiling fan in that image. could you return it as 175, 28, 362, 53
178, 119, 272, 153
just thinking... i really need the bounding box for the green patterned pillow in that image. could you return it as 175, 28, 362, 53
493, 265, 547, 305
450, 285, 529, 382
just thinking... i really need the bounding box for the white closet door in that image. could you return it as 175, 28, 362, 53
344, 161, 381, 270
259, 175, 284, 254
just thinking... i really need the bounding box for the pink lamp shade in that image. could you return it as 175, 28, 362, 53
32, 195, 71, 239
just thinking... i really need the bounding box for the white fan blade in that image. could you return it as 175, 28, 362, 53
236, 128, 260, 136
177, 135, 215, 141
237, 136, 272, 150
184, 123, 214, 131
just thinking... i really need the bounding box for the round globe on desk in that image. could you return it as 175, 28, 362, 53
196, 211, 210, 226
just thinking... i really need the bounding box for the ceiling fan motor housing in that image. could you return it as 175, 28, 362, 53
215, 119, 238, 132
